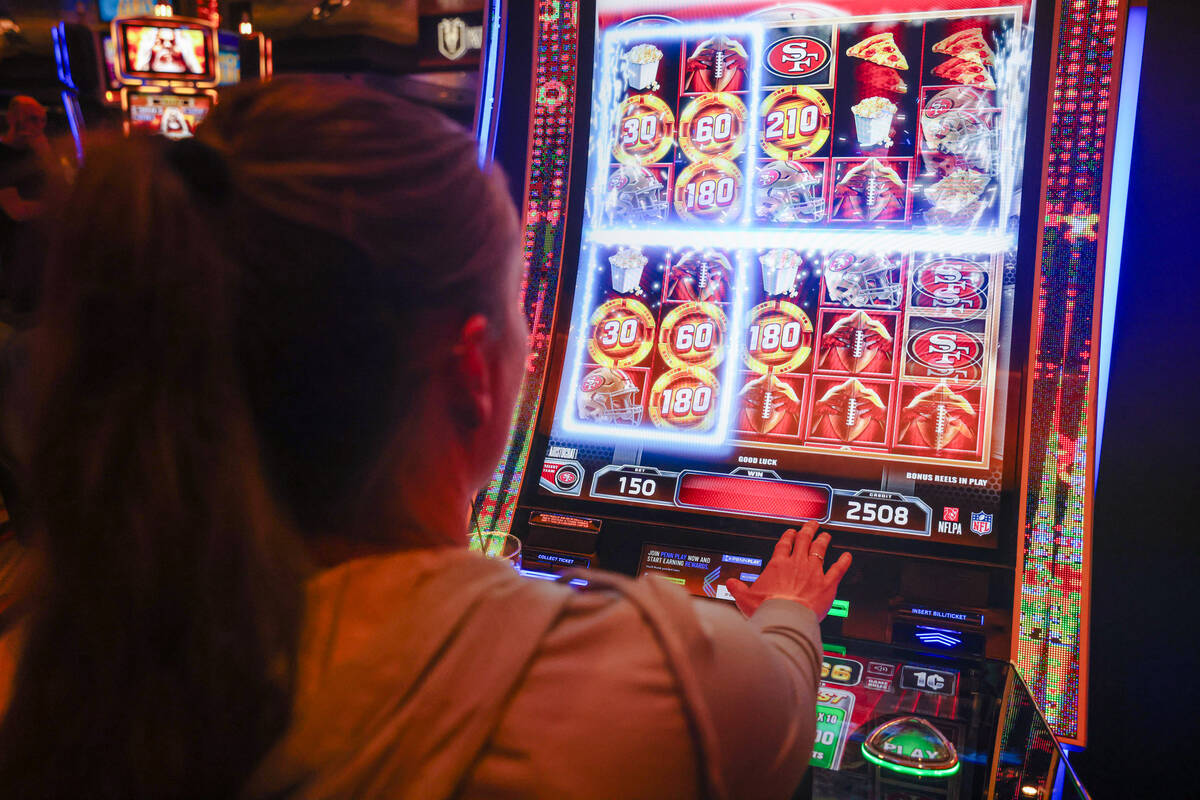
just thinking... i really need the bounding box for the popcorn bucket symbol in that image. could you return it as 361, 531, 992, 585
759, 248, 803, 296
851, 97, 897, 148
609, 247, 649, 294
622, 44, 663, 91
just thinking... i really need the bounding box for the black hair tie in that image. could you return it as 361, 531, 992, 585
165, 137, 232, 205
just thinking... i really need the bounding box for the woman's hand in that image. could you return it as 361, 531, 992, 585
726, 521, 852, 620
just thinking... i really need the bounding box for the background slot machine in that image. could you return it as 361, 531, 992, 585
112, 16, 219, 139
474, 0, 1136, 793
53, 10, 271, 150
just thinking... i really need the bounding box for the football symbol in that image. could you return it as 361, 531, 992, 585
912, 258, 988, 310
666, 250, 732, 303
811, 378, 887, 443
906, 328, 983, 382
898, 383, 977, 452
739, 373, 801, 435
821, 310, 893, 374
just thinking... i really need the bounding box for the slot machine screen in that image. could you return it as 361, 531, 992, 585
217, 31, 242, 86
101, 34, 120, 90
115, 19, 217, 85
531, 1, 1044, 552
125, 92, 213, 140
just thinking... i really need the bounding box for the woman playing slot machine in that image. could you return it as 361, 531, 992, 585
0, 78, 850, 799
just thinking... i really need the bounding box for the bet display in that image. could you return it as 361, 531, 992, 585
538, 5, 1037, 548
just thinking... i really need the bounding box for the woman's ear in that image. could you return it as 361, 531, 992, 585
449, 314, 494, 430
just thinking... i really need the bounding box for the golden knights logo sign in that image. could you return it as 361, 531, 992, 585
437, 16, 484, 62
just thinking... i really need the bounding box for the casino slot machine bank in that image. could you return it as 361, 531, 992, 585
474, 0, 1137, 796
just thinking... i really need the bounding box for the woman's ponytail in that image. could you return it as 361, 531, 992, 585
0, 135, 305, 798
0, 76, 522, 797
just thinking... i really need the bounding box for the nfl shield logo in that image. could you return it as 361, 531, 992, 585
970, 511, 993, 536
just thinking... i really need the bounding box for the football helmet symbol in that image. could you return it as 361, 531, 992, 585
824, 251, 902, 308
577, 367, 643, 425
756, 160, 825, 223
606, 165, 668, 224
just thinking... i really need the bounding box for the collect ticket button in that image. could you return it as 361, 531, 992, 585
675, 472, 831, 520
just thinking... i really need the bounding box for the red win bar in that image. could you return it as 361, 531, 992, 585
675, 472, 831, 521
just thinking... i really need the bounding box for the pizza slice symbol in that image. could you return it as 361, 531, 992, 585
846, 32, 909, 71
932, 28, 996, 66
873, 66, 908, 94
932, 57, 996, 90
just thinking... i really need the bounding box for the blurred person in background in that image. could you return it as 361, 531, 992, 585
0, 95, 58, 322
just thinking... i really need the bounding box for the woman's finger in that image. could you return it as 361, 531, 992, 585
808, 531, 831, 563
773, 529, 797, 559
793, 521, 818, 560
823, 551, 853, 587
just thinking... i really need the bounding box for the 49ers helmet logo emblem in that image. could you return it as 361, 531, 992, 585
765, 36, 831, 78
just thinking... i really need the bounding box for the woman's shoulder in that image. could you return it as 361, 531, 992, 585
463, 570, 719, 799
298, 547, 572, 674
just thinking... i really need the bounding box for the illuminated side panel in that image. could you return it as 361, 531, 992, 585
1015, 0, 1129, 744
474, 2, 581, 533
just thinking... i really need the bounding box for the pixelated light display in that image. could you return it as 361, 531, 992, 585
473, 1, 580, 533
1015, 0, 1129, 743
478, 0, 1134, 746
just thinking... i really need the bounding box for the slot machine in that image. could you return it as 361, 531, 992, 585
53, 12, 271, 149
111, 16, 222, 140
474, 0, 1138, 794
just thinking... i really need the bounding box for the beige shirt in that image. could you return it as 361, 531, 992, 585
241, 548, 823, 800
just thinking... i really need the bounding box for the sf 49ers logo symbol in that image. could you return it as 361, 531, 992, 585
907, 328, 983, 381
912, 258, 989, 311
765, 36, 831, 78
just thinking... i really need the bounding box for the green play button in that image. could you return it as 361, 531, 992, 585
861, 716, 960, 778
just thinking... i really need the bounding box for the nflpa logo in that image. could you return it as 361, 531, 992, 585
942, 507, 959, 522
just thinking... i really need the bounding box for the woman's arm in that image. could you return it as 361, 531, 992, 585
623, 522, 850, 799
462, 523, 849, 800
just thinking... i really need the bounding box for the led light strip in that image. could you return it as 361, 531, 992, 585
473, 1, 581, 534
1014, 0, 1132, 744
587, 226, 1017, 254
